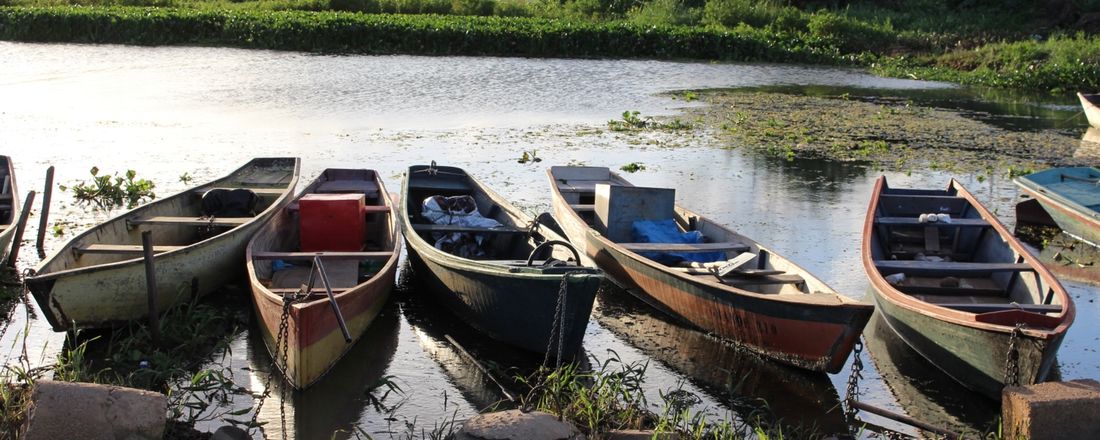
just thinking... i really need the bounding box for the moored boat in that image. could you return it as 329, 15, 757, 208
862, 176, 1074, 398
1014, 167, 1100, 246
547, 166, 872, 373
27, 158, 300, 331
0, 156, 20, 266
247, 169, 400, 389
1078, 92, 1100, 128
399, 163, 602, 359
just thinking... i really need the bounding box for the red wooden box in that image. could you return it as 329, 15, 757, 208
299, 193, 365, 252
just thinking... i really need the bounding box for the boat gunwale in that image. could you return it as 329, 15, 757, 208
28, 157, 301, 282
400, 165, 600, 280
1014, 167, 1100, 221
544, 166, 867, 309
861, 176, 1075, 340
0, 156, 21, 263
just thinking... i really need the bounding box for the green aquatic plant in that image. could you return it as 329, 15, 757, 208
620, 162, 646, 173
60, 167, 156, 210
517, 150, 542, 164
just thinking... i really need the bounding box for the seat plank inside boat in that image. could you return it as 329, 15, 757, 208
75, 244, 185, 255
875, 260, 1032, 276
620, 242, 749, 253
937, 303, 1062, 314
192, 187, 285, 196
411, 224, 526, 234
719, 273, 805, 286
875, 217, 991, 227
128, 216, 251, 227
252, 251, 393, 260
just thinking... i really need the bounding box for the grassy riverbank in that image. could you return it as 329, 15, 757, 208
1, 1, 1099, 93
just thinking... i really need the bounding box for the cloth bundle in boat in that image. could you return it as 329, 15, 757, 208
201, 188, 258, 217
422, 195, 503, 258
632, 219, 725, 265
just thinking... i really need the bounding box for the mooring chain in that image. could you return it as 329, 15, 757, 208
542, 272, 578, 368
1004, 323, 1025, 387
248, 292, 298, 440
844, 338, 865, 424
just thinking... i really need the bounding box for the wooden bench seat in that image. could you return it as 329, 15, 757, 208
937, 303, 1063, 314
408, 179, 470, 192
316, 180, 379, 195
570, 204, 595, 212
557, 181, 599, 193
75, 244, 185, 255
875, 217, 990, 227
252, 251, 393, 261
875, 260, 1033, 276
128, 216, 251, 227
719, 273, 805, 287
619, 242, 750, 253
266, 287, 351, 294
412, 224, 526, 234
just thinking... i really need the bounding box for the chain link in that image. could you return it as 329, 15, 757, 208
248, 291, 298, 439
844, 338, 864, 424
1004, 323, 1024, 387
542, 272, 580, 368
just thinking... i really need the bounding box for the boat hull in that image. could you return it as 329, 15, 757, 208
405, 248, 600, 357
870, 285, 1062, 398
1015, 167, 1100, 246
547, 172, 871, 373
0, 156, 19, 266
1079, 92, 1100, 128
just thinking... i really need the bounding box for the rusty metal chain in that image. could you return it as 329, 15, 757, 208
1004, 323, 1024, 387
248, 292, 297, 440
844, 338, 864, 424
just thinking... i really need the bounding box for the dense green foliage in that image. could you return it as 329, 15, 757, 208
2, 0, 1100, 92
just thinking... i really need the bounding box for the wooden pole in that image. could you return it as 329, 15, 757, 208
849, 400, 958, 439
36, 166, 54, 258
7, 191, 36, 268
141, 230, 161, 345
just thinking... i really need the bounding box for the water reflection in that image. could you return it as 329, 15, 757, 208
1014, 198, 1100, 284
753, 153, 871, 204
595, 285, 849, 436
252, 299, 400, 440
864, 313, 999, 435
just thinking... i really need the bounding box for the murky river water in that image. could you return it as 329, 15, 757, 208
2, 41, 1098, 439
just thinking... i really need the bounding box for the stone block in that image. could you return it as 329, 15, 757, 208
1003, 379, 1100, 440
456, 410, 584, 440
24, 380, 167, 440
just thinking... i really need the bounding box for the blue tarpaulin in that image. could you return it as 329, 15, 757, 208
631, 219, 725, 265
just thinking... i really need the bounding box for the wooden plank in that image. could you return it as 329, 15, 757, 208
558, 181, 599, 193
75, 244, 184, 255
411, 224, 525, 234
363, 205, 392, 213
550, 166, 610, 181
619, 242, 749, 253
875, 217, 990, 227
193, 187, 285, 196
252, 251, 393, 261
875, 260, 1033, 276
937, 303, 1063, 314
570, 204, 595, 212
672, 267, 783, 276
719, 273, 804, 286
878, 194, 969, 216
901, 285, 1005, 296
923, 226, 941, 252
128, 216, 251, 227
408, 178, 469, 192
317, 180, 379, 194
267, 288, 350, 294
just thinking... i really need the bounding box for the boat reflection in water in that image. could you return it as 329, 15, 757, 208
401, 286, 548, 412
595, 285, 849, 436
252, 299, 400, 440
864, 312, 1000, 436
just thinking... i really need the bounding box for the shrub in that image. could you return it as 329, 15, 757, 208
702, 0, 782, 28
806, 10, 893, 53
627, 0, 701, 26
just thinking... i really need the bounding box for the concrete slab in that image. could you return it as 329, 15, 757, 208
456, 410, 584, 440
23, 380, 166, 440
1003, 379, 1100, 440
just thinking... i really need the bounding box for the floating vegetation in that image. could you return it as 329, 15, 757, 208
620, 162, 646, 173
517, 150, 541, 164
609, 111, 694, 132
60, 167, 156, 210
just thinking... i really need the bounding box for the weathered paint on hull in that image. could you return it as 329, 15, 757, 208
407, 250, 600, 357
869, 287, 1061, 398
587, 241, 867, 373
1022, 186, 1100, 246
32, 224, 269, 330
252, 268, 395, 389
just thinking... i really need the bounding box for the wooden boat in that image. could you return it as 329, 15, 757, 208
247, 169, 400, 389
0, 156, 20, 266
27, 158, 300, 331
1014, 167, 1100, 246
862, 177, 1075, 398
547, 166, 872, 373
399, 164, 602, 359
1078, 92, 1100, 128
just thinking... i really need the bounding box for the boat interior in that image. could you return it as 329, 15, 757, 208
405, 164, 583, 273
46, 159, 297, 273
0, 157, 13, 229
252, 169, 397, 297
1023, 167, 1100, 212
869, 185, 1064, 321
550, 166, 832, 295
